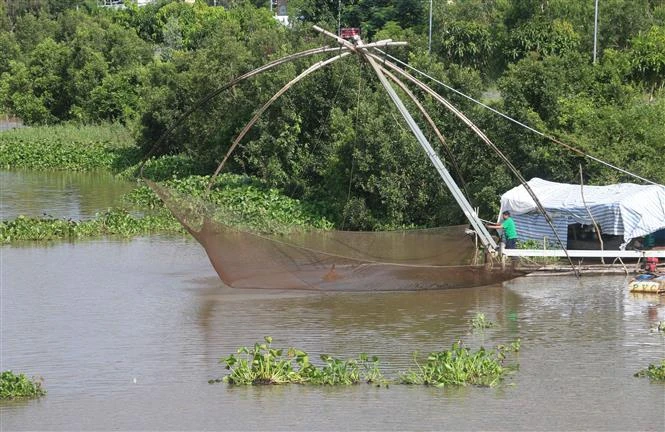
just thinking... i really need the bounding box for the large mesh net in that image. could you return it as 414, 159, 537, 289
148, 180, 522, 291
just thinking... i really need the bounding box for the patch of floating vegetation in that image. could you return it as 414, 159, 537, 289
470, 312, 495, 330
209, 337, 385, 386
210, 336, 520, 388
0, 370, 46, 400
1, 173, 334, 244
398, 339, 520, 387
0, 209, 183, 244
634, 360, 665, 382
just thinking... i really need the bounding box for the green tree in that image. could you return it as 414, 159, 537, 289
13, 12, 58, 53
629, 25, 665, 100
0, 33, 21, 75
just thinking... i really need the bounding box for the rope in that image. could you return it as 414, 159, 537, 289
365, 52, 578, 276
138, 45, 348, 179
341, 59, 364, 230
374, 48, 663, 187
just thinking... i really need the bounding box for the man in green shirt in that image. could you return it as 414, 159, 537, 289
486, 210, 518, 249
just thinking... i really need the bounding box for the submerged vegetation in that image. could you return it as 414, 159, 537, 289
0, 370, 46, 400
212, 336, 519, 388
471, 312, 495, 330
634, 360, 665, 382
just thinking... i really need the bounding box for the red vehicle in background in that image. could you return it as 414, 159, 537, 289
340, 28, 361, 40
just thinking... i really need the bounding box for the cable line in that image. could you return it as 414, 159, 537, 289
374, 49, 663, 187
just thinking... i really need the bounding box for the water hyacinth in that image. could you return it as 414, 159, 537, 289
212, 336, 384, 386
0, 210, 183, 244
634, 360, 665, 382
213, 337, 519, 387
398, 341, 518, 387
471, 312, 495, 330
0, 370, 46, 400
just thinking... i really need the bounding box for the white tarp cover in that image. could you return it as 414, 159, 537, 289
499, 178, 665, 248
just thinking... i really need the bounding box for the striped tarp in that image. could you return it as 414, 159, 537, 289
498, 178, 665, 249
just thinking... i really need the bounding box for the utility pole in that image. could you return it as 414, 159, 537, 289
428, 0, 433, 54
593, 0, 599, 64
338, 0, 342, 36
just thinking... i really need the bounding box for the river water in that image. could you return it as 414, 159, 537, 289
0, 170, 134, 220
1, 171, 664, 431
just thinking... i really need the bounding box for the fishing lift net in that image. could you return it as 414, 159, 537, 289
142, 26, 528, 291
148, 180, 521, 291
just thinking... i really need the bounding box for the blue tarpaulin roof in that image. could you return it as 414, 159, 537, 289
498, 178, 665, 249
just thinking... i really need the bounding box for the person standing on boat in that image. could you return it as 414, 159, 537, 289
486, 210, 518, 249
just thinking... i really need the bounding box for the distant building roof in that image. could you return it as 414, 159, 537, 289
99, 0, 157, 7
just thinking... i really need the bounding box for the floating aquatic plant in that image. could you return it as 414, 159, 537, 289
398, 340, 519, 387
212, 336, 384, 386
471, 312, 495, 330
0, 370, 46, 400
634, 360, 665, 382
214, 337, 519, 387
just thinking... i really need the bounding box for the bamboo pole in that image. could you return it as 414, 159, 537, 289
364, 51, 579, 278
207, 51, 351, 191
379, 67, 471, 199
579, 164, 605, 264
359, 48, 498, 251
139, 45, 349, 178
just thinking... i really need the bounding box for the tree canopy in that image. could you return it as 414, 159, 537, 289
1, 0, 663, 228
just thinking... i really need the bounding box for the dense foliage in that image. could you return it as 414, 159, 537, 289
1, 0, 663, 229
0, 370, 46, 399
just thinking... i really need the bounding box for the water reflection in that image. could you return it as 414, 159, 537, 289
0, 169, 134, 220
1, 238, 663, 431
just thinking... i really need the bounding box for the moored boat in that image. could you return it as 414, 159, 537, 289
629, 273, 665, 294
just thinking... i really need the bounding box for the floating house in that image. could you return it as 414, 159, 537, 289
498, 178, 665, 264
499, 178, 665, 250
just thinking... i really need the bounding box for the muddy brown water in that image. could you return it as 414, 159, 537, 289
1, 170, 664, 430
1, 237, 664, 431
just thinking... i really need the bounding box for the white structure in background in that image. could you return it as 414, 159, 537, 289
274, 0, 289, 26
100, 0, 183, 7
